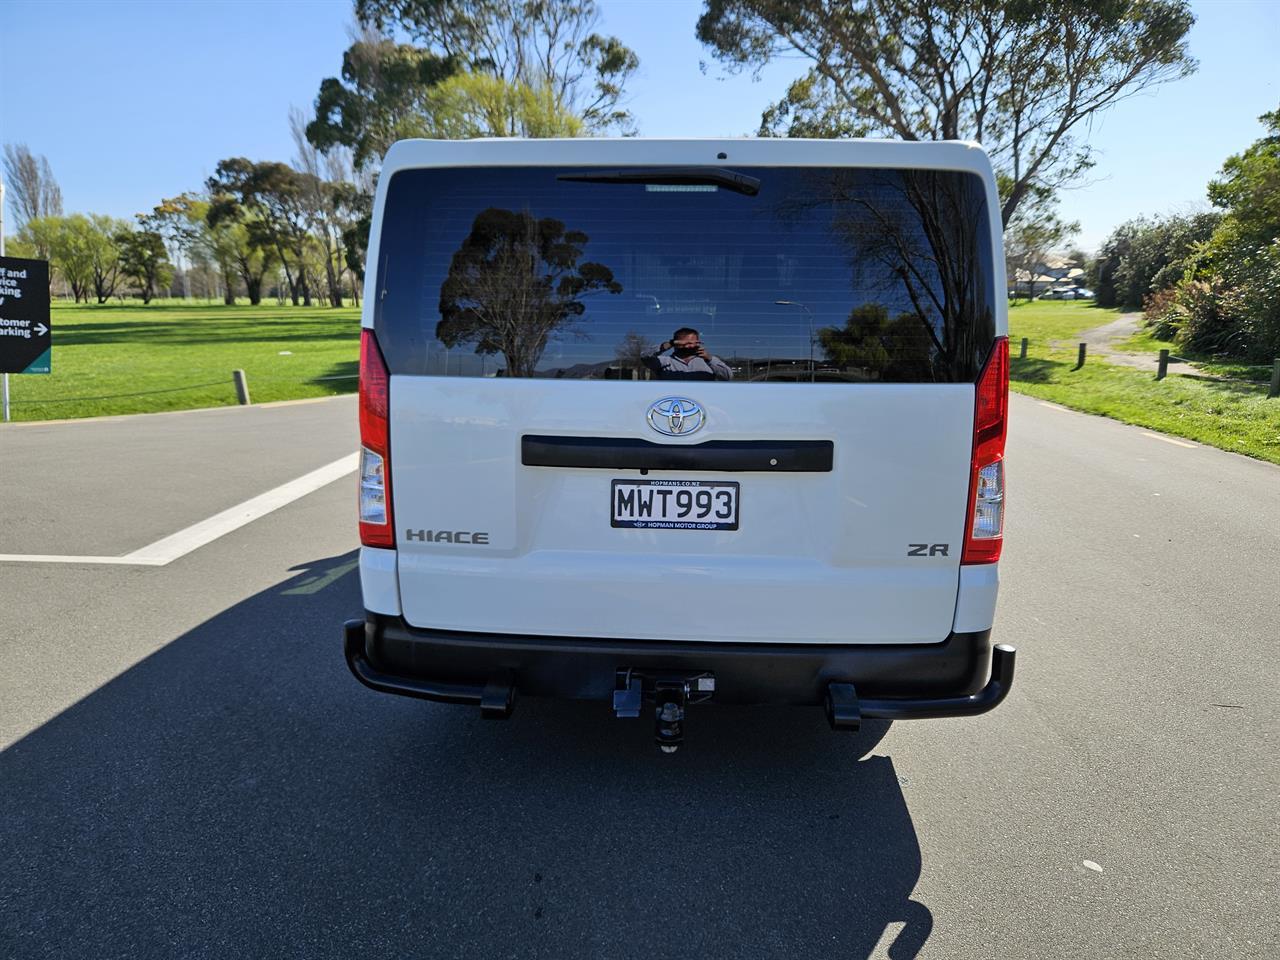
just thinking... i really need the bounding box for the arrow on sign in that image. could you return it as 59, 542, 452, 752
35, 322, 48, 336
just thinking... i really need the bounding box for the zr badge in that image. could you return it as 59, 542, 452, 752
907, 543, 950, 557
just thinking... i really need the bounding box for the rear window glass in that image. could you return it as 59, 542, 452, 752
374, 165, 996, 383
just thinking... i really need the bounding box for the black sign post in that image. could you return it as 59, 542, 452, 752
0, 256, 51, 421
0, 256, 52, 374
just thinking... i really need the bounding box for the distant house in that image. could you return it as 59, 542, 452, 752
1010, 254, 1085, 297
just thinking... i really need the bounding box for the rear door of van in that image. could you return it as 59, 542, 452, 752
371, 143, 1003, 645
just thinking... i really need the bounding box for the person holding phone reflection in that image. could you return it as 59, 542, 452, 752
641, 327, 734, 381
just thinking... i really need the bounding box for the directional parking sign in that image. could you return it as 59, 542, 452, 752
0, 256, 52, 374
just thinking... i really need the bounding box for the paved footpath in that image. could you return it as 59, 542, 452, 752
1, 394, 1276, 959
1056, 313, 1206, 376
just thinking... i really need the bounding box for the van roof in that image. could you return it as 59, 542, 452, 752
378, 137, 996, 180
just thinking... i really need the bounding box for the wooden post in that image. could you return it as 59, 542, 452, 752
1074, 343, 1087, 370
1019, 337, 1028, 360
1157, 349, 1169, 381
233, 369, 251, 405
1269, 359, 1280, 399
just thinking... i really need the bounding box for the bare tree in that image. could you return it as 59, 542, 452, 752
615, 331, 658, 375
1004, 186, 1078, 302
292, 107, 350, 307
3, 143, 64, 228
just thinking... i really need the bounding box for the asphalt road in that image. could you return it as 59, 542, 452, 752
1, 394, 1276, 959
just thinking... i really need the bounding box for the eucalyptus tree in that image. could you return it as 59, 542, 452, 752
697, 0, 1196, 226
208, 159, 322, 306
308, 2, 638, 169
115, 228, 173, 304
204, 193, 278, 306
355, 0, 638, 133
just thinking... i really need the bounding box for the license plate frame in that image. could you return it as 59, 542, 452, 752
611, 479, 740, 531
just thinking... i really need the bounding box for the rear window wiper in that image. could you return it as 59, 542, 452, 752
557, 167, 761, 197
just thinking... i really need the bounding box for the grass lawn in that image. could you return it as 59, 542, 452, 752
1008, 300, 1280, 466
1007, 298, 1121, 344
4, 300, 360, 422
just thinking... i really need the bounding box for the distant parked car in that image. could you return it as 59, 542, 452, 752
1040, 286, 1093, 300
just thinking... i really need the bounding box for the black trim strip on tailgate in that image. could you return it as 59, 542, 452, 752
521, 435, 833, 472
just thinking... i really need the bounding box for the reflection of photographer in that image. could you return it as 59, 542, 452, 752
642, 327, 733, 381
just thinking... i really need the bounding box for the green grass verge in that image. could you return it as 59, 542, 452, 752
5, 300, 360, 422
1007, 298, 1121, 343
1008, 300, 1280, 465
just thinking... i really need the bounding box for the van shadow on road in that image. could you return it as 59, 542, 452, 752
1, 553, 932, 960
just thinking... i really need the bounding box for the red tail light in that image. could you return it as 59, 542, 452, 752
962, 337, 1008, 564
358, 328, 394, 548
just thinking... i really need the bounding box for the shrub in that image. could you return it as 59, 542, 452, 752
1233, 239, 1280, 360
1093, 212, 1222, 310
1175, 280, 1250, 356
1142, 287, 1185, 341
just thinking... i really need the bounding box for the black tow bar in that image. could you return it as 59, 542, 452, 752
614, 670, 715, 754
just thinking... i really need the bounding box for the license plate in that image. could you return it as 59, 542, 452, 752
611, 480, 739, 530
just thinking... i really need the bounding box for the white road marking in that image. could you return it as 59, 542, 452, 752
1141, 431, 1197, 448
0, 453, 358, 566
0, 554, 166, 566
1038, 401, 1071, 412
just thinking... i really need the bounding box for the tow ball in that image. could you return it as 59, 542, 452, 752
613, 670, 715, 754
654, 681, 686, 754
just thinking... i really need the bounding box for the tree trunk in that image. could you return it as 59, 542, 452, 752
217, 264, 234, 305
324, 256, 342, 308
277, 247, 298, 306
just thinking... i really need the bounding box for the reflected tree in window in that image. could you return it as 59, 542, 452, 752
812, 169, 995, 382
437, 207, 623, 376
817, 303, 936, 381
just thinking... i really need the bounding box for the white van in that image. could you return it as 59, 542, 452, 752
344, 138, 1016, 751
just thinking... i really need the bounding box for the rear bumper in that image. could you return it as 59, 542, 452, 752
344, 614, 1015, 719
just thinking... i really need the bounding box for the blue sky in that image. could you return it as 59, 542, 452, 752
1, 0, 1277, 252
